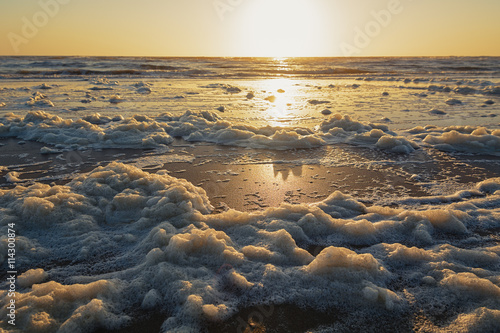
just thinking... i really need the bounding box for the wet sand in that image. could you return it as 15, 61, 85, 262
3, 138, 500, 213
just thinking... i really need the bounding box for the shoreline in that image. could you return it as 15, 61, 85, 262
2, 138, 500, 212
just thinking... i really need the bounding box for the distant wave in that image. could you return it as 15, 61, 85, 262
11, 67, 371, 78
139, 64, 189, 71
255, 67, 375, 75
441, 66, 491, 72
1, 56, 499, 80
16, 69, 143, 76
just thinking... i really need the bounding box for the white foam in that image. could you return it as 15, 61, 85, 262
441, 271, 500, 298
40, 146, 63, 154
422, 126, 500, 154
0, 110, 423, 153
82, 113, 113, 124
0, 111, 174, 149
109, 95, 125, 104
375, 135, 419, 154
26, 92, 54, 107
5, 171, 21, 182
202, 83, 241, 93
36, 83, 53, 90
133, 82, 153, 94
438, 307, 500, 333
91, 78, 119, 86
8, 280, 129, 332
319, 114, 418, 153
18, 268, 48, 288
1, 163, 499, 331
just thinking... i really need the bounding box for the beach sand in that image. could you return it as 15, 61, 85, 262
3, 138, 499, 213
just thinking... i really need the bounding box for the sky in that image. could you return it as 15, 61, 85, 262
0, 0, 499, 57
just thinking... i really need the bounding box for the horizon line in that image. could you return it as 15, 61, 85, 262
1, 54, 499, 58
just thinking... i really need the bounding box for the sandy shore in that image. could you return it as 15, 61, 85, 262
1, 70, 500, 332
3, 138, 500, 213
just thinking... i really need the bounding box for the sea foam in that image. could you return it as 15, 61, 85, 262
1, 163, 499, 331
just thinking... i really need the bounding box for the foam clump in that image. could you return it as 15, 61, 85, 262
165, 228, 243, 264
0, 110, 421, 153
319, 114, 419, 153
314, 191, 367, 218
375, 135, 419, 153
180, 111, 324, 150
5, 171, 21, 182
0, 110, 174, 149
18, 268, 48, 287
82, 113, 114, 124
362, 282, 402, 310
477, 177, 500, 193
438, 307, 500, 333
1, 162, 212, 230
305, 246, 386, 279
441, 271, 500, 298
1, 165, 500, 331
0, 280, 127, 333
443, 84, 500, 97
36, 83, 53, 90
40, 146, 62, 154
319, 114, 374, 133
109, 95, 125, 104
58, 298, 130, 333
418, 209, 469, 234
202, 303, 229, 321
133, 82, 153, 94
422, 126, 500, 154
202, 83, 241, 93
91, 77, 119, 86
26, 92, 54, 107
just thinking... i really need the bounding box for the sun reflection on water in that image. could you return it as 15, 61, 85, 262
261, 78, 300, 127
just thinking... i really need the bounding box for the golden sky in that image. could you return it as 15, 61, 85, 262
1, 0, 499, 57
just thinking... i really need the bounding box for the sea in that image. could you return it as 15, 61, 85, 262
0, 56, 499, 80
0, 56, 500, 333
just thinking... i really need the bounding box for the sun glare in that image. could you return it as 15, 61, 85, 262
260, 77, 300, 126
237, 0, 326, 57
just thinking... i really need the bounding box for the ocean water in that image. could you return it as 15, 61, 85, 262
1, 57, 500, 332
1, 56, 499, 80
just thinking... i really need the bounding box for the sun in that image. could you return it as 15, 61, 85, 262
235, 0, 327, 57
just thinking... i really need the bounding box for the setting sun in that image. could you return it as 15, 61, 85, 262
235, 0, 328, 57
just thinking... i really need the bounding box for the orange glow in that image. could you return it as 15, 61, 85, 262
0, 0, 499, 56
